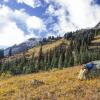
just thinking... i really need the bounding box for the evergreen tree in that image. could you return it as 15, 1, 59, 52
64, 51, 68, 67
51, 47, 59, 68
47, 49, 52, 70
37, 45, 44, 70
43, 51, 48, 71
20, 53, 27, 67
51, 49, 56, 68
27, 52, 36, 73
58, 53, 63, 69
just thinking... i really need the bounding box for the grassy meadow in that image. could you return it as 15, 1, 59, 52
0, 66, 100, 100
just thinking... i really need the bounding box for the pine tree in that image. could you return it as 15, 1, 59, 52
58, 53, 63, 69
43, 51, 48, 71
20, 53, 27, 66
51, 47, 59, 68
47, 49, 52, 70
67, 46, 74, 67
51, 50, 56, 68
37, 45, 44, 70
64, 49, 69, 67
30, 52, 36, 72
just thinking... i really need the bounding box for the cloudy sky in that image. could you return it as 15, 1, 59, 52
0, 0, 100, 48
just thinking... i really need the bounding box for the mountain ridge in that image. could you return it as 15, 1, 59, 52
95, 21, 100, 29
4, 37, 42, 57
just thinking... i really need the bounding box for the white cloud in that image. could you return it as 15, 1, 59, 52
26, 16, 46, 31
13, 9, 46, 32
17, 0, 41, 8
46, 4, 77, 35
0, 22, 31, 46
46, 5, 55, 15
3, 0, 9, 2
1, 22, 24, 45
45, 0, 100, 35
0, 5, 45, 47
57, 0, 100, 28
13, 9, 28, 22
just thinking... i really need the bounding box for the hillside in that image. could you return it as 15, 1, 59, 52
0, 66, 100, 100
1, 28, 100, 75
2, 38, 68, 61
4, 38, 41, 57
27, 38, 68, 57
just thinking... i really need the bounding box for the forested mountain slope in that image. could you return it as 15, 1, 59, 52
0, 27, 100, 75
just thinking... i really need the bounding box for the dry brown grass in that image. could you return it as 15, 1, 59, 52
26, 38, 68, 57
92, 35, 100, 43
0, 66, 100, 100
89, 35, 100, 50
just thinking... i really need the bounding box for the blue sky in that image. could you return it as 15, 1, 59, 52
0, 0, 100, 48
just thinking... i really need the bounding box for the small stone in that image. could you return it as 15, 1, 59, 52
31, 79, 44, 85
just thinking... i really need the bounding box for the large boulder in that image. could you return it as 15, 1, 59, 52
90, 60, 100, 77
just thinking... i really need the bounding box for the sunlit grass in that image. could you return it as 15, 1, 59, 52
0, 66, 100, 100
92, 35, 100, 43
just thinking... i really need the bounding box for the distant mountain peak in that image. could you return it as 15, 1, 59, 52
95, 21, 100, 29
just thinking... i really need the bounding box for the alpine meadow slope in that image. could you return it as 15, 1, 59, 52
0, 66, 100, 100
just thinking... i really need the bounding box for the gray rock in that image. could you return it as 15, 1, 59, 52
31, 79, 44, 85
90, 60, 100, 76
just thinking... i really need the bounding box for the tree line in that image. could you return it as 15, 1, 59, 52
0, 43, 74, 75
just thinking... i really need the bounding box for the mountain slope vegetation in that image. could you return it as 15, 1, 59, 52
0, 66, 100, 100
0, 27, 100, 75
2, 38, 66, 61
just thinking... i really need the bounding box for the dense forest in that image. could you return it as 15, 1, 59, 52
0, 28, 100, 75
